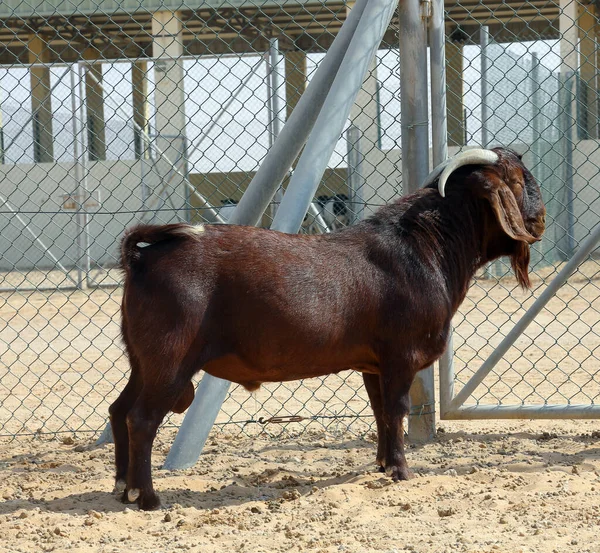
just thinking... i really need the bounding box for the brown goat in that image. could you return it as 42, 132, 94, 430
110, 147, 545, 510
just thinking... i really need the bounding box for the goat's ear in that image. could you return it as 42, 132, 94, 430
480, 172, 538, 245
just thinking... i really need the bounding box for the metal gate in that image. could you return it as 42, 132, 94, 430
438, 1, 600, 420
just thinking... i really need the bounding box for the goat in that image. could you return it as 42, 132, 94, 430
110, 147, 546, 510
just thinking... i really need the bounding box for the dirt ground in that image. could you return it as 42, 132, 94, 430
0, 261, 599, 552
0, 420, 600, 553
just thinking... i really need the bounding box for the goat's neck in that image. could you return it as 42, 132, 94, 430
420, 192, 491, 313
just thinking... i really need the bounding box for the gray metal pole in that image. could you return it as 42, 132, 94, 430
162, 0, 374, 468
70, 65, 85, 290
226, 0, 369, 227
480, 26, 490, 150
77, 63, 92, 286
273, 0, 397, 235
430, 0, 453, 419
480, 26, 498, 278
399, 0, 436, 443
449, 222, 600, 411
346, 124, 364, 224
268, 38, 284, 219
430, 0, 448, 167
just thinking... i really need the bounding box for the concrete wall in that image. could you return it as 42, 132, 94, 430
0, 160, 144, 271
1, 139, 598, 273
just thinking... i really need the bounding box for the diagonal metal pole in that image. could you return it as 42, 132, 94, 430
163, 0, 396, 469
99, 0, 370, 448
449, 223, 600, 412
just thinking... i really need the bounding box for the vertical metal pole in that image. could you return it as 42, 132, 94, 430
480, 26, 490, 150
565, 75, 575, 256
480, 25, 497, 278
430, 0, 453, 418
430, 0, 448, 166
399, 0, 436, 442
70, 64, 85, 290
265, 45, 274, 151
77, 62, 91, 286
532, 52, 541, 147
268, 38, 284, 219
529, 52, 543, 268
346, 124, 364, 223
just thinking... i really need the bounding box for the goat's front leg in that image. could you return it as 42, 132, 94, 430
380, 367, 415, 481
362, 373, 386, 472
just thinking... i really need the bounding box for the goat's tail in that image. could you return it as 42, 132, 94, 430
120, 223, 203, 275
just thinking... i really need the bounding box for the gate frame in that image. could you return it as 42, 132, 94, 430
439, 223, 600, 420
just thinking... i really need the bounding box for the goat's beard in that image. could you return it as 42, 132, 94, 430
511, 241, 531, 289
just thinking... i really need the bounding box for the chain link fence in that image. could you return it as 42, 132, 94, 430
0, 0, 599, 439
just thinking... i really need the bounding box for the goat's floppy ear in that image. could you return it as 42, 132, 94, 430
480, 172, 539, 245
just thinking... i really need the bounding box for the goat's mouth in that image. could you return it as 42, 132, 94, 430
528, 213, 546, 242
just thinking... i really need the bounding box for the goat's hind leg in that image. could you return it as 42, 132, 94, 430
125, 375, 191, 511
362, 373, 386, 472
108, 363, 142, 495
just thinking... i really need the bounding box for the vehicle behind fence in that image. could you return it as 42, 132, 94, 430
0, 0, 598, 439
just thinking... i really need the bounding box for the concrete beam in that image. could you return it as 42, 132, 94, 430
84, 47, 107, 161
446, 39, 465, 147
28, 33, 54, 162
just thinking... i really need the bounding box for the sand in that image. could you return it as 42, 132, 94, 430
0, 420, 599, 553
0, 260, 599, 552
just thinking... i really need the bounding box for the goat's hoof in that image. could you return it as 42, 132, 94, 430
137, 491, 161, 511
120, 490, 135, 504
113, 479, 127, 494
127, 488, 141, 502
385, 466, 414, 481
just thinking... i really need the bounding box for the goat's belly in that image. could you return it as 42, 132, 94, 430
201, 353, 379, 391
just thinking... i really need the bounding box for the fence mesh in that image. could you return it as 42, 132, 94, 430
0, 0, 599, 439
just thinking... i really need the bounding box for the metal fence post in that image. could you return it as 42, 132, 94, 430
346, 124, 364, 224
399, 0, 436, 443
431, 0, 452, 420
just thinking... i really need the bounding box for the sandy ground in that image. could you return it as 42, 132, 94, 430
0, 261, 599, 551
0, 420, 599, 553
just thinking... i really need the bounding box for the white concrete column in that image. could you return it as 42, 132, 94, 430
560, 0, 579, 75
84, 47, 106, 161
446, 39, 465, 146
28, 34, 54, 162
578, 2, 597, 139
284, 50, 307, 120
152, 10, 187, 220
132, 60, 150, 159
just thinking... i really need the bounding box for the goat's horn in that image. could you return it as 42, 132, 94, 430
437, 149, 499, 198
422, 158, 451, 189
